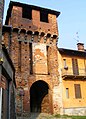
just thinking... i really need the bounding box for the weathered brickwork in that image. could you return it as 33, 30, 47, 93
8, 5, 58, 35
3, 1, 61, 118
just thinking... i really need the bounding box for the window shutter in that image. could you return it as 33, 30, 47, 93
74, 84, 81, 98
72, 59, 79, 75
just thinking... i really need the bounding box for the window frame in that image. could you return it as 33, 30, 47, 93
74, 84, 82, 99
72, 58, 79, 75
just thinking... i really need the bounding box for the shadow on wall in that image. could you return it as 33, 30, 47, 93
30, 80, 50, 113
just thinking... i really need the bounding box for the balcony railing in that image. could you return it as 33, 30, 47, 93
62, 67, 86, 77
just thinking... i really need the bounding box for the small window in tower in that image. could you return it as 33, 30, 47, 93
40, 11, 48, 23
22, 7, 32, 20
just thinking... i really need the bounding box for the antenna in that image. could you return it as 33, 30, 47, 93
76, 32, 80, 43
74, 32, 80, 43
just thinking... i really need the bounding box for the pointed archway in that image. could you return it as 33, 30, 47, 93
30, 80, 51, 113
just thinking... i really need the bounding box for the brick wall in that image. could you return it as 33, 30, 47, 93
3, 3, 61, 117
9, 6, 58, 35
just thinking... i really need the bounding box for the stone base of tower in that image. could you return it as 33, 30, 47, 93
63, 107, 86, 116
16, 76, 63, 118
52, 84, 63, 115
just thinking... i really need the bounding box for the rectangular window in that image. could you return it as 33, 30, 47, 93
40, 11, 48, 23
66, 88, 69, 98
72, 59, 79, 75
22, 7, 32, 20
74, 84, 81, 98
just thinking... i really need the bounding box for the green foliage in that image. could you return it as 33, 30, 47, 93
54, 114, 86, 119
71, 115, 86, 119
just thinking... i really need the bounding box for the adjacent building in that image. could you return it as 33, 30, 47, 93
0, 0, 16, 118
58, 43, 86, 115
0, 42, 16, 119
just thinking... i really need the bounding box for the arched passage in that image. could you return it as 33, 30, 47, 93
30, 80, 51, 113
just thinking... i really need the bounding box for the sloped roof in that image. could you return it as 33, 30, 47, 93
59, 48, 86, 58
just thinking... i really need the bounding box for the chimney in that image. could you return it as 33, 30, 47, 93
77, 43, 84, 51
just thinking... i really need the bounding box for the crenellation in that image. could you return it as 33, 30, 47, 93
32, 10, 40, 22
11, 6, 22, 27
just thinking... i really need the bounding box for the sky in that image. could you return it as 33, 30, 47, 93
3, 0, 86, 50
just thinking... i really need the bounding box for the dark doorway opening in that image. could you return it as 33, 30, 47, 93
30, 80, 49, 112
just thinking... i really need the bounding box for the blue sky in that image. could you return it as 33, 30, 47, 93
3, 0, 86, 50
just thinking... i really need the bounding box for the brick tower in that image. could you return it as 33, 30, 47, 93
4, 1, 61, 117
